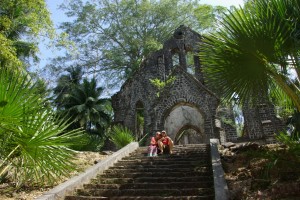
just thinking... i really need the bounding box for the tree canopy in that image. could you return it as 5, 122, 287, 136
49, 0, 226, 90
0, 0, 54, 69
53, 67, 112, 135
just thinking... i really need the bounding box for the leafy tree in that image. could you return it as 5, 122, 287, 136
0, 0, 54, 69
66, 78, 112, 133
193, 4, 226, 33
49, 0, 225, 89
0, 69, 84, 186
53, 68, 112, 135
200, 0, 300, 111
53, 66, 83, 110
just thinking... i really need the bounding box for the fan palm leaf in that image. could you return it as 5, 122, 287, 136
200, 0, 300, 110
0, 69, 84, 186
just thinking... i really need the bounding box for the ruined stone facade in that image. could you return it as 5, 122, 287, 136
111, 25, 284, 144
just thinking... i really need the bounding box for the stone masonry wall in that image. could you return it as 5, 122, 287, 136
111, 25, 284, 144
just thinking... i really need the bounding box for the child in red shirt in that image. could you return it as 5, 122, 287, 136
158, 130, 174, 154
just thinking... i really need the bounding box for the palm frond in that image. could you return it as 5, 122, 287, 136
200, 0, 300, 109
108, 125, 135, 149
0, 69, 85, 186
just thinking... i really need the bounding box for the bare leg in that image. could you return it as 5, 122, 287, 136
158, 141, 163, 154
169, 140, 174, 154
153, 146, 157, 156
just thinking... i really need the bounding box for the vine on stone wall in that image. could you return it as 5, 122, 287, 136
149, 76, 176, 97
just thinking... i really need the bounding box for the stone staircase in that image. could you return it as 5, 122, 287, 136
65, 144, 215, 200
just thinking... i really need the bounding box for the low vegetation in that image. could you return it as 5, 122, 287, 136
108, 125, 135, 149
220, 134, 300, 199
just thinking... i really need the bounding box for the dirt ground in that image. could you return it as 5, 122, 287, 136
219, 142, 300, 200
0, 152, 109, 200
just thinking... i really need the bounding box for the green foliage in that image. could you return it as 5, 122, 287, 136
285, 111, 300, 140
50, 0, 225, 88
136, 109, 144, 141
220, 116, 235, 127
0, 0, 54, 69
71, 134, 105, 152
239, 132, 300, 181
200, 0, 300, 111
193, 4, 227, 33
53, 67, 112, 136
0, 69, 85, 187
108, 125, 135, 149
150, 76, 176, 97
242, 141, 299, 182
276, 132, 300, 153
138, 132, 150, 147
53, 66, 83, 109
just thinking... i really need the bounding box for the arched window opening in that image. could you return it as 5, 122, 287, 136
171, 49, 180, 67
135, 101, 145, 141
233, 103, 244, 137
157, 56, 164, 65
186, 52, 195, 75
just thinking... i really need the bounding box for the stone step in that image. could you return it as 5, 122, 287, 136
99, 171, 212, 178
127, 150, 209, 155
91, 176, 213, 184
121, 156, 209, 160
83, 181, 214, 190
131, 147, 208, 151
121, 156, 209, 161
65, 144, 214, 200
103, 166, 211, 174
108, 163, 209, 169
75, 188, 214, 196
65, 195, 215, 200
132, 152, 209, 156
125, 155, 209, 160
113, 160, 209, 167
138, 144, 209, 149
133, 149, 209, 155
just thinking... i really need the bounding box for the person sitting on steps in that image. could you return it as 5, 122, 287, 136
158, 130, 174, 154
147, 131, 162, 156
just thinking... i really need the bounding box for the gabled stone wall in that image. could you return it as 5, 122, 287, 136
112, 25, 284, 144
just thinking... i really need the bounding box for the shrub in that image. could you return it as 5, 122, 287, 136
108, 125, 135, 149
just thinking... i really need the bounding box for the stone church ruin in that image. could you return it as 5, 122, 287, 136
111, 25, 284, 144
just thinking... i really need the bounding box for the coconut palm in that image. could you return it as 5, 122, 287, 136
200, 0, 300, 110
62, 77, 112, 134
53, 66, 83, 109
0, 69, 84, 186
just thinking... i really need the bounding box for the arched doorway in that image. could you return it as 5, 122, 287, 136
163, 103, 205, 143
174, 125, 208, 144
135, 101, 144, 141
